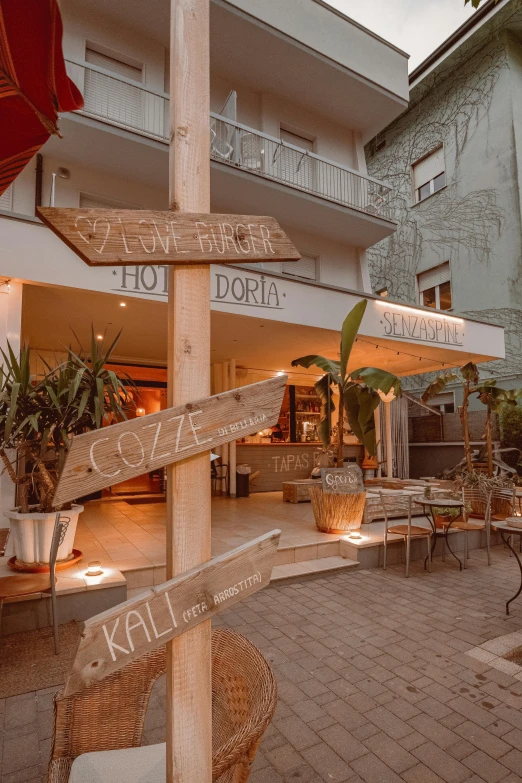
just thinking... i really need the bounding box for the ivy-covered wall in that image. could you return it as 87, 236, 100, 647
365, 3, 522, 391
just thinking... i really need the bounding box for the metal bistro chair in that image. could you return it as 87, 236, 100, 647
0, 512, 69, 653
490, 486, 519, 556
453, 487, 492, 566
381, 492, 432, 577
212, 458, 229, 496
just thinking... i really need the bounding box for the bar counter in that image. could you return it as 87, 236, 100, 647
236, 443, 364, 492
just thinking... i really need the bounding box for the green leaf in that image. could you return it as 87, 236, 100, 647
343, 383, 381, 456
349, 367, 401, 397
4, 382, 20, 440
314, 374, 336, 449
460, 361, 479, 384
421, 373, 458, 404
291, 355, 341, 384
340, 300, 367, 381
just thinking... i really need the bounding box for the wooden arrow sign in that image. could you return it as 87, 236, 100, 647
53, 375, 286, 507
63, 529, 280, 696
37, 208, 300, 267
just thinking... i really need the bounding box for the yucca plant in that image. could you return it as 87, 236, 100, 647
0, 330, 135, 513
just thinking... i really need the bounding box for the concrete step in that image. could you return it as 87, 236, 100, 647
270, 555, 359, 583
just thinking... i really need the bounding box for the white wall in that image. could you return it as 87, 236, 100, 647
225, 0, 409, 101
61, 0, 167, 94
40, 156, 166, 212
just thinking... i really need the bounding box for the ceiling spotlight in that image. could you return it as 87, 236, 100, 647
96, 334, 103, 340
276, 371, 285, 376
119, 302, 126, 307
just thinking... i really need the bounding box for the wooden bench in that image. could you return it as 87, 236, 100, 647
282, 479, 317, 503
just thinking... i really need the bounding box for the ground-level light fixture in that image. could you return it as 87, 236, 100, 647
86, 561, 103, 577
119, 302, 126, 307
96, 334, 103, 340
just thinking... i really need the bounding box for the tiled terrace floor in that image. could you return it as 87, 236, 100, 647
3, 547, 522, 783
74, 494, 351, 570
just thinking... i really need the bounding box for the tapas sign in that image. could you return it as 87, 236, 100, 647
64, 530, 280, 696
53, 375, 287, 507
37, 208, 301, 267
321, 465, 364, 494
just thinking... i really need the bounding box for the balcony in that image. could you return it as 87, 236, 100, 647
64, 60, 393, 225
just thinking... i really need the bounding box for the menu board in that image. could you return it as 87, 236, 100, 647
321, 465, 364, 494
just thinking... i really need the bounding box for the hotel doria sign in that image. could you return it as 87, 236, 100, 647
110, 264, 286, 310
106, 265, 467, 347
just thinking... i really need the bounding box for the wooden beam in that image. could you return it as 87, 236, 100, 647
62, 530, 280, 697
53, 376, 287, 507
36, 208, 300, 266
167, 1, 212, 781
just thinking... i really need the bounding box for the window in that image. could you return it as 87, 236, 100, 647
412, 146, 445, 203
282, 255, 317, 281
417, 262, 452, 311
429, 391, 455, 414
0, 184, 13, 212
279, 128, 314, 190
84, 44, 144, 131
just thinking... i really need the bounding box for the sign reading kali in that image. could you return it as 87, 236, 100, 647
53, 375, 286, 507
321, 465, 364, 495
63, 529, 280, 697
37, 208, 301, 267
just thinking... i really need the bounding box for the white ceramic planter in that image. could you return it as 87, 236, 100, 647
4, 504, 83, 565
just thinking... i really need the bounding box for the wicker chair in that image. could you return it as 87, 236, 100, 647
48, 628, 277, 783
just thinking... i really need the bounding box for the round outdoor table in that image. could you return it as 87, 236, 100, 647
413, 497, 465, 571
492, 520, 522, 615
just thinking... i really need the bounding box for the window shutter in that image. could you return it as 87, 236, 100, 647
79, 193, 138, 209
84, 47, 143, 131
85, 48, 142, 82
412, 147, 444, 190
0, 184, 13, 211
282, 256, 317, 280
279, 129, 314, 190
418, 262, 450, 292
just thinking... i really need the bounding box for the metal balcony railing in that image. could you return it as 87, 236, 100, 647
66, 59, 169, 141
65, 61, 393, 220
209, 115, 393, 220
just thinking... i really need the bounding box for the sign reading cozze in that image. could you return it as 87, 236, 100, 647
53, 375, 287, 507
63, 530, 280, 696
37, 208, 301, 267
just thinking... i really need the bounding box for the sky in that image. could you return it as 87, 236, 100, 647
326, 0, 478, 71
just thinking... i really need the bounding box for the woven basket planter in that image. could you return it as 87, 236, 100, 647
308, 484, 366, 534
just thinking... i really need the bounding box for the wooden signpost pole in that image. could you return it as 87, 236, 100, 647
167, 0, 212, 781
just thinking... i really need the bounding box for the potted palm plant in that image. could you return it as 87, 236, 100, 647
0, 332, 134, 570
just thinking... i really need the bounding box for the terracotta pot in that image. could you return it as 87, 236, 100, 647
433, 513, 453, 530
4, 504, 83, 565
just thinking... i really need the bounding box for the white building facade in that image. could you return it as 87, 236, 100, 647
0, 0, 506, 506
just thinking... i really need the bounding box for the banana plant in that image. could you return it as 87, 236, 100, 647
0, 329, 135, 513
292, 300, 401, 465
422, 362, 522, 476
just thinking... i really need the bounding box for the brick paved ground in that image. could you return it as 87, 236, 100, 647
3, 548, 522, 782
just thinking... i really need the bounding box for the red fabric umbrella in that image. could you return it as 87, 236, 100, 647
0, 0, 83, 196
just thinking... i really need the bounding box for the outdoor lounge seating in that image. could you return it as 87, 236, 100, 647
48, 628, 276, 783
380, 492, 432, 577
